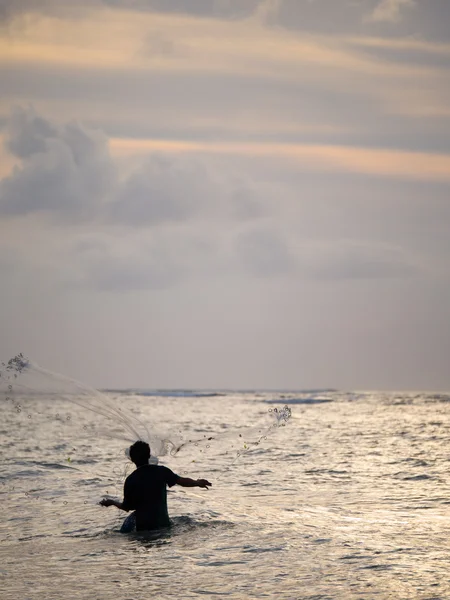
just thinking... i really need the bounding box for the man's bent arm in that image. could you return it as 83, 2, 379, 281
99, 497, 130, 510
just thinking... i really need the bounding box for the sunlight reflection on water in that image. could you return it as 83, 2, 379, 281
1, 389, 450, 599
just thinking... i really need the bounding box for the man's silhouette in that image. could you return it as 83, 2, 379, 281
100, 440, 211, 531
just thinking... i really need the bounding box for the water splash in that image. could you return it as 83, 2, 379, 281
0, 353, 179, 457
1, 354, 292, 505
1, 354, 291, 462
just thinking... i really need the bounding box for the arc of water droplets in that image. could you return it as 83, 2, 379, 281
0, 354, 182, 457
213, 405, 292, 481
0, 354, 161, 507
1, 354, 296, 504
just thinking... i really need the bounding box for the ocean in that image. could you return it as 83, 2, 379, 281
1, 379, 449, 599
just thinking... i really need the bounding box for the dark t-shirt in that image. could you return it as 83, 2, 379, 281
122, 464, 179, 531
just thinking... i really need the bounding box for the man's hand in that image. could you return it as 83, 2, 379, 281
99, 498, 115, 507
197, 479, 212, 489
99, 497, 127, 510
176, 476, 212, 488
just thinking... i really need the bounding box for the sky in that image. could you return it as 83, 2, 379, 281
1, 0, 450, 390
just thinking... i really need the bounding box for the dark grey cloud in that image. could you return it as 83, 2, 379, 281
0, 0, 48, 21
231, 186, 266, 220
108, 156, 211, 226
0, 108, 441, 299
413, 0, 450, 43
250, 0, 450, 43
306, 240, 421, 280
0, 108, 270, 228
103, 0, 260, 20
5, 109, 57, 158
141, 31, 184, 58
0, 0, 97, 23
0, 109, 202, 224
0, 107, 114, 219
235, 225, 421, 281
2, 0, 449, 45
72, 236, 186, 291
0, 0, 260, 23
366, 0, 417, 24
3, 56, 448, 156
235, 228, 296, 277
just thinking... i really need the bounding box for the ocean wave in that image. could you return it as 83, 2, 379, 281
264, 397, 333, 405
104, 389, 227, 398
423, 393, 450, 403
145, 390, 227, 398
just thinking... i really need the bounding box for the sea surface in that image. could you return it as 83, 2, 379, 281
1, 387, 450, 599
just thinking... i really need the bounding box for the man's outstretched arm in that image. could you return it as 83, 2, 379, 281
176, 476, 212, 489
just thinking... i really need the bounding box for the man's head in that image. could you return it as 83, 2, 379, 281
129, 440, 151, 466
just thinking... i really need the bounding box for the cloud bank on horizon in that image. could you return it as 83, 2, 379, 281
1, 0, 449, 390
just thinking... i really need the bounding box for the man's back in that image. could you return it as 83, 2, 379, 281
99, 441, 211, 530
122, 464, 178, 530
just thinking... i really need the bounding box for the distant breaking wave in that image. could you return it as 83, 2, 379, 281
103, 390, 228, 399
103, 389, 339, 400
264, 397, 333, 405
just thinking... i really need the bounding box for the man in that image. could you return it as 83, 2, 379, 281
99, 440, 211, 531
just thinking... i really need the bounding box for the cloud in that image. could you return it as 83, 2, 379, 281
0, 107, 276, 229
141, 31, 184, 58
234, 227, 297, 277
234, 227, 422, 281
251, 0, 282, 26
0, 108, 215, 224
367, 0, 416, 23
0, 0, 97, 23
1, 5, 437, 80
71, 235, 187, 291
2, 1, 449, 131
0, 108, 439, 295
303, 240, 421, 280
0, 0, 50, 21
231, 185, 266, 220
102, 0, 260, 20
108, 155, 212, 226
0, 107, 114, 219
109, 137, 450, 183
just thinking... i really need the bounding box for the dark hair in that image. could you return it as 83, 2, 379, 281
129, 441, 151, 465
